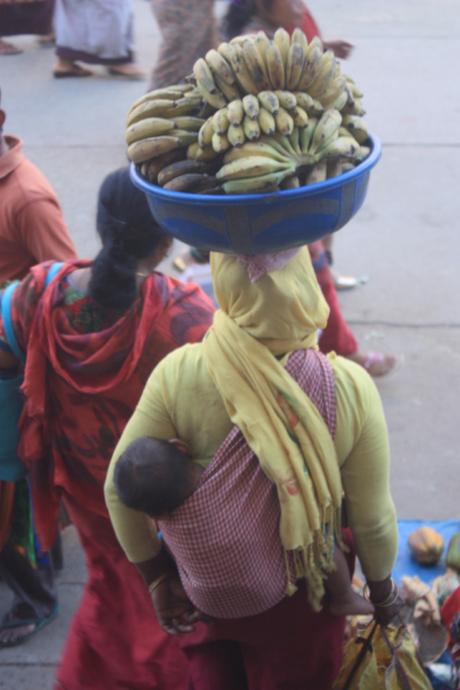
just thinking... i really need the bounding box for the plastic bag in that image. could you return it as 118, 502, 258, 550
334, 621, 433, 690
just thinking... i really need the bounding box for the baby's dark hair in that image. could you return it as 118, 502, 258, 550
89, 167, 168, 312
114, 437, 194, 517
222, 0, 274, 40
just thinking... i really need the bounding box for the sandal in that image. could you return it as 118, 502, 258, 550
53, 64, 93, 78
107, 65, 145, 81
0, 39, 22, 56
348, 351, 397, 378
0, 604, 59, 648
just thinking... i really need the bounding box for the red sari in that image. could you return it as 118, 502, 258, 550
0, 260, 215, 690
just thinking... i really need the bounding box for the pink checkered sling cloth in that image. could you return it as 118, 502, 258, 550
158, 348, 337, 619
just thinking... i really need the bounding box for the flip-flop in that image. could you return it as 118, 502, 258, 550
53, 65, 93, 78
0, 604, 59, 648
361, 352, 397, 377
107, 66, 145, 81
0, 40, 22, 56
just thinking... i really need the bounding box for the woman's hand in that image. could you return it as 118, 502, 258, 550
368, 577, 405, 626
150, 571, 204, 635
373, 590, 405, 626
322, 40, 354, 59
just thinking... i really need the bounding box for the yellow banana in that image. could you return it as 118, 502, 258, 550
342, 115, 368, 144
309, 109, 342, 154
198, 117, 214, 147
356, 145, 370, 161
128, 84, 193, 112
173, 116, 205, 132
286, 43, 305, 90
254, 31, 271, 77
213, 73, 240, 102
227, 99, 244, 125
258, 108, 276, 135
193, 58, 217, 94
275, 107, 294, 135
224, 141, 292, 165
306, 161, 327, 184
293, 106, 309, 128
265, 42, 285, 90
308, 51, 338, 99
243, 115, 261, 141
321, 77, 346, 108
242, 37, 270, 91
319, 136, 360, 160
212, 108, 230, 134
328, 89, 349, 112
291, 28, 309, 54
258, 90, 279, 114
205, 49, 235, 85
294, 92, 323, 116
229, 44, 259, 95
274, 90, 297, 111
273, 28, 291, 67
217, 155, 293, 181
125, 117, 175, 145
242, 94, 259, 119
187, 142, 219, 161
169, 129, 198, 146
227, 123, 246, 147
212, 132, 230, 153
127, 136, 182, 163
223, 169, 292, 194
345, 76, 363, 99
297, 43, 322, 91
127, 99, 175, 126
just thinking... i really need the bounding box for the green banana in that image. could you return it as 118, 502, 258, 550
211, 132, 230, 153
300, 118, 318, 153
212, 108, 229, 134
224, 141, 292, 165
128, 136, 182, 163
227, 123, 246, 147
217, 155, 293, 181
227, 99, 244, 125
127, 99, 176, 126
274, 90, 297, 111
275, 107, 294, 135
125, 117, 175, 145
258, 90, 279, 114
289, 127, 302, 155
309, 109, 342, 154
258, 108, 276, 135
205, 49, 235, 85
265, 42, 285, 90
128, 84, 193, 112
169, 129, 199, 146
158, 159, 212, 186
271, 132, 297, 157
174, 116, 205, 132
285, 43, 305, 90
243, 115, 261, 141
242, 94, 260, 119
223, 169, 292, 194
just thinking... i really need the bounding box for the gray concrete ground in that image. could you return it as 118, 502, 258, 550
0, 0, 459, 687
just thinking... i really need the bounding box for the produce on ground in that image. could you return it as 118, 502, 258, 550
408, 527, 445, 566
126, 29, 369, 195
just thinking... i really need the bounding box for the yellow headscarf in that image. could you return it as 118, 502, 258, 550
203, 247, 344, 610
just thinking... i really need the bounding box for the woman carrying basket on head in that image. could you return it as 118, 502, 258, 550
105, 247, 403, 690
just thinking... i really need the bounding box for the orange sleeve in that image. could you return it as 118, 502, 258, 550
16, 198, 78, 263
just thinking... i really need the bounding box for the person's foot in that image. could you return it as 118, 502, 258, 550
0, 39, 22, 56
329, 590, 375, 617
38, 32, 55, 47
53, 59, 93, 78
0, 603, 58, 648
107, 63, 145, 80
348, 351, 397, 377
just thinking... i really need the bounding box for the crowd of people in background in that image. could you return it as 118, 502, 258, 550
0, 2, 404, 689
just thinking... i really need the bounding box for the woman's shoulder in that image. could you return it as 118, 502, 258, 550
328, 353, 380, 415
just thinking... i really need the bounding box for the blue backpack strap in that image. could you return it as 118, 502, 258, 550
1, 262, 64, 364
1, 282, 25, 364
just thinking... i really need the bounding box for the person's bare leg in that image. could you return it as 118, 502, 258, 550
326, 548, 374, 616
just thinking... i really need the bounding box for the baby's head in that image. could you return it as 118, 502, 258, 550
114, 437, 197, 518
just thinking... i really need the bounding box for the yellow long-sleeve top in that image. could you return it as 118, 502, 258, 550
105, 345, 398, 583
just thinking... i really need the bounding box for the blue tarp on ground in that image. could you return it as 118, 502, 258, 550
394, 519, 460, 585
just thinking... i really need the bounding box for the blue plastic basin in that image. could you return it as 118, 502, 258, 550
131, 133, 381, 255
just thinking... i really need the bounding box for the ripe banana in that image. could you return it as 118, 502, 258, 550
163, 173, 214, 192
286, 43, 305, 91
297, 43, 322, 91
307, 51, 337, 99
125, 118, 175, 145
258, 91, 279, 114
227, 124, 245, 147
223, 169, 293, 194
128, 84, 193, 112
213, 73, 241, 102
254, 31, 271, 76
300, 118, 318, 153
227, 99, 244, 125
273, 28, 291, 66
127, 99, 176, 126
356, 145, 370, 161
329, 89, 349, 112
265, 42, 285, 90
174, 116, 205, 132
140, 148, 185, 183
217, 155, 293, 181
187, 142, 219, 161
258, 108, 276, 135
342, 115, 368, 144
306, 161, 327, 184
242, 38, 270, 91
309, 109, 342, 155
319, 136, 360, 160
193, 58, 217, 94
293, 106, 309, 128
128, 136, 182, 163
212, 132, 230, 153
230, 44, 259, 95
275, 90, 297, 112
198, 117, 214, 147
205, 49, 235, 86
275, 107, 294, 135
291, 28, 309, 54
212, 108, 229, 134
169, 129, 199, 146
295, 92, 323, 116
242, 94, 260, 119
321, 77, 346, 108
158, 159, 212, 186
243, 115, 261, 141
